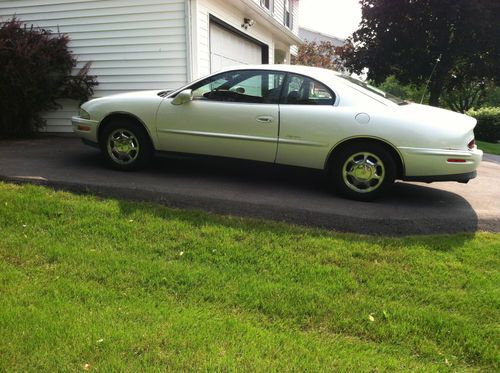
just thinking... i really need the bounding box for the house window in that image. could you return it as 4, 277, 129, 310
261, 0, 273, 12
284, 0, 292, 29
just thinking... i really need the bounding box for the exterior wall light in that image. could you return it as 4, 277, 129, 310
242, 18, 255, 29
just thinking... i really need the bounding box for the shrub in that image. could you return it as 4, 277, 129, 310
374, 75, 427, 104
0, 18, 98, 138
467, 107, 500, 143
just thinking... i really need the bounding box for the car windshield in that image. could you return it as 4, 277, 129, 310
339, 75, 408, 105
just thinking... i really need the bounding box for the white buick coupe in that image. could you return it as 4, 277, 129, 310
73, 65, 482, 201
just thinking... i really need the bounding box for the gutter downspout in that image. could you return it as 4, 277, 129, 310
185, 0, 195, 82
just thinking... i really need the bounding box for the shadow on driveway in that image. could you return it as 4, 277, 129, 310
0, 136, 492, 235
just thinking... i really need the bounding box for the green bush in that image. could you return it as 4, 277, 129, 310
0, 18, 98, 138
466, 107, 500, 143
375, 75, 427, 104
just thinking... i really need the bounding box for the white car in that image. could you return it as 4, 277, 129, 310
72, 65, 482, 201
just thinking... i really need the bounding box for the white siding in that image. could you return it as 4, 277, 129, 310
273, 0, 285, 25
291, 0, 299, 34
251, 0, 298, 34
249, 0, 300, 63
250, 0, 284, 24
0, 0, 188, 132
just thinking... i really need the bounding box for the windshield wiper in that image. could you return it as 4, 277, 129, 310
158, 90, 171, 97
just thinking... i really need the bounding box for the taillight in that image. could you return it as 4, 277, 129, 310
467, 139, 475, 150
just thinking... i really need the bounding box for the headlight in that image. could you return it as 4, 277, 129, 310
79, 108, 90, 120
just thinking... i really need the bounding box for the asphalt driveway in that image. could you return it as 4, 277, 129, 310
1, 136, 499, 235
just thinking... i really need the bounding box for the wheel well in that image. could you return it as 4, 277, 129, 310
98, 113, 154, 149
326, 138, 405, 178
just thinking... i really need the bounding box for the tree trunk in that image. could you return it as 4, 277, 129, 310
428, 81, 443, 107
429, 91, 439, 107
427, 54, 453, 107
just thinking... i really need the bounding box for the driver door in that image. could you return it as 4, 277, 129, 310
156, 70, 285, 163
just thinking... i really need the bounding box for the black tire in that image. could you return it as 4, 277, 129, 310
99, 119, 153, 171
330, 142, 396, 201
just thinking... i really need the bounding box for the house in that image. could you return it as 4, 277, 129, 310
0, 0, 301, 132
299, 26, 344, 47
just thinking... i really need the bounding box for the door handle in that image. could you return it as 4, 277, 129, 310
256, 115, 274, 123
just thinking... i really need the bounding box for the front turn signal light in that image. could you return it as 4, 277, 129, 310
77, 125, 91, 132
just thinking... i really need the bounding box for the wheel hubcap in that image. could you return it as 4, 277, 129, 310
342, 152, 385, 193
107, 129, 140, 165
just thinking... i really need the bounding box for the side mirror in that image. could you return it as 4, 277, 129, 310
171, 89, 193, 105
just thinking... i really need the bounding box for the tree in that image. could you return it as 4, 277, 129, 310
0, 18, 98, 137
338, 0, 500, 107
483, 86, 500, 107
441, 78, 496, 113
291, 41, 342, 70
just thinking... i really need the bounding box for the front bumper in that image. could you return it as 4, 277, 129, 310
399, 146, 483, 181
71, 116, 99, 143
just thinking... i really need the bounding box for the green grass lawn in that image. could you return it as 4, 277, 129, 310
477, 140, 500, 155
0, 183, 498, 371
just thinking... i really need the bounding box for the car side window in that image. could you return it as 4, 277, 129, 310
191, 70, 285, 104
281, 74, 335, 105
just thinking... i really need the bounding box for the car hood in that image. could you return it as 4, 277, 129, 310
80, 90, 167, 119
103, 90, 165, 99
399, 103, 477, 132
81, 90, 165, 109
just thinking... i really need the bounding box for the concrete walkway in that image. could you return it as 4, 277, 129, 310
1, 136, 499, 235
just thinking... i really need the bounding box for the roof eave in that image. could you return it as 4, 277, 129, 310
239, 0, 303, 45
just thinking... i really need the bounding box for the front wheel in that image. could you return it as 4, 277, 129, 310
99, 120, 153, 171
330, 143, 396, 201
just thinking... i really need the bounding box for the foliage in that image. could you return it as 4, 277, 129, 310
466, 107, 500, 143
59, 61, 97, 102
441, 56, 498, 112
374, 76, 499, 112
291, 41, 342, 70
0, 182, 499, 371
0, 18, 98, 138
476, 140, 500, 155
373, 75, 427, 104
338, 0, 500, 107
483, 86, 500, 107
442, 80, 494, 114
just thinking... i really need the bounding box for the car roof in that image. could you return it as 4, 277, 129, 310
168, 64, 347, 97
216, 64, 343, 78
213, 65, 395, 107
169, 64, 392, 107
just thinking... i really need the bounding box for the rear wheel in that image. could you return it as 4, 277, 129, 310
331, 142, 396, 201
99, 120, 153, 171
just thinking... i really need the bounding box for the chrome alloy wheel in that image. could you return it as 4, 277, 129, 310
106, 129, 140, 165
342, 152, 385, 194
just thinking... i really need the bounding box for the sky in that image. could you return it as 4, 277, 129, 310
298, 0, 362, 40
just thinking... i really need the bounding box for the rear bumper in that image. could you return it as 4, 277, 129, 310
399, 146, 483, 179
403, 171, 477, 183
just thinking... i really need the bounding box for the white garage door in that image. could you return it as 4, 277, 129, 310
210, 22, 262, 72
